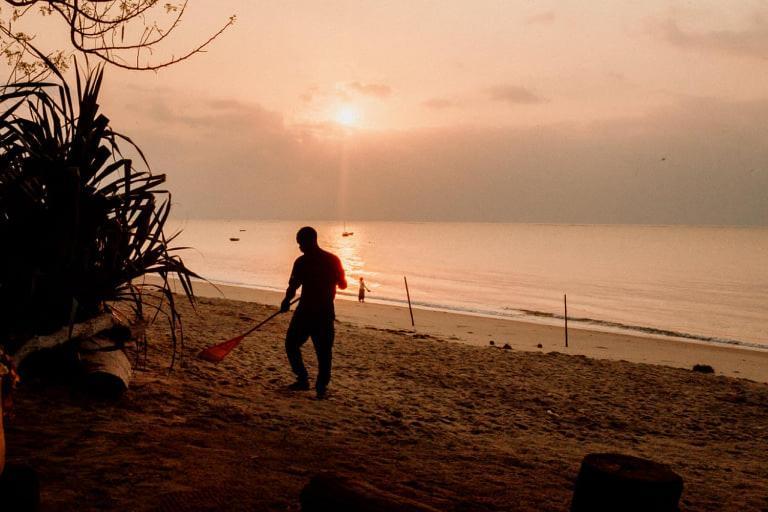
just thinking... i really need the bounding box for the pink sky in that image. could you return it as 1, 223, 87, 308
15, 1, 768, 223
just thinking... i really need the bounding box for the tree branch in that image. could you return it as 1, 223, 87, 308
1, 0, 234, 75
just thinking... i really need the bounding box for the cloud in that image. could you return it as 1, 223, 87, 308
299, 82, 391, 104
486, 85, 545, 104
105, 86, 768, 225
343, 97, 768, 225
347, 81, 392, 98
660, 17, 768, 59
333, 89, 351, 101
421, 97, 460, 109
526, 11, 556, 25
423, 85, 543, 110
139, 94, 284, 133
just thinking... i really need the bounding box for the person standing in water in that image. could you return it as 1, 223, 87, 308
358, 277, 371, 303
280, 227, 347, 399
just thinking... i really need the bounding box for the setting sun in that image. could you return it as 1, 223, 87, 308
335, 105, 360, 126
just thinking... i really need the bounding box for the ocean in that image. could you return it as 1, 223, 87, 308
167, 220, 768, 350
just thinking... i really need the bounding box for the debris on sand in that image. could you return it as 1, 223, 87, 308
693, 364, 715, 374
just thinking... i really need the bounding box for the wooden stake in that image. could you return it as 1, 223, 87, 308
404, 276, 415, 327
564, 293, 569, 348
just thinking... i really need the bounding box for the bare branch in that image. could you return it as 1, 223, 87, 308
1, 0, 234, 75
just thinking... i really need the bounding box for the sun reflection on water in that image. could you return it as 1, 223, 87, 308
323, 224, 368, 282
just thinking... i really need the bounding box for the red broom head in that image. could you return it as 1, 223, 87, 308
197, 335, 244, 363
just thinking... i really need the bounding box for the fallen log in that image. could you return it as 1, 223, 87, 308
12, 313, 141, 398
12, 314, 114, 368
300, 473, 440, 512
79, 336, 133, 399
570, 453, 683, 512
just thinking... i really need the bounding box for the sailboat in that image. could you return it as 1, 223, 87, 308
342, 221, 354, 237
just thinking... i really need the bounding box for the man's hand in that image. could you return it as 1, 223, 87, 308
280, 298, 292, 313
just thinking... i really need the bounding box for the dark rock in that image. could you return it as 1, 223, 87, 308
692, 364, 714, 374
489, 340, 495, 346
537, 343, 543, 349
502, 344, 511, 350
571, 453, 683, 512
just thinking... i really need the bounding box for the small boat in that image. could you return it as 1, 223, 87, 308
342, 221, 354, 237
229, 237, 240, 242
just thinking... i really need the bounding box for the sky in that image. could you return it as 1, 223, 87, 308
16, 1, 768, 224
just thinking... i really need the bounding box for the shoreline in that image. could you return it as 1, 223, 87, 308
153, 276, 768, 383
195, 278, 767, 352
170, 278, 768, 352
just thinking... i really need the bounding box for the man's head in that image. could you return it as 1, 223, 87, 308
296, 226, 318, 253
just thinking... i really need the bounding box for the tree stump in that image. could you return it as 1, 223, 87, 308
571, 453, 683, 512
300, 473, 440, 512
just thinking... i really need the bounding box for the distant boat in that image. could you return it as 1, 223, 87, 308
229, 237, 240, 242
342, 221, 354, 237
239, 229, 246, 232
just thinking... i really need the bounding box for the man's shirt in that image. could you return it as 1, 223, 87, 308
288, 248, 345, 316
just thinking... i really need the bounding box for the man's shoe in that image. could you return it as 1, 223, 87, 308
287, 380, 310, 391
316, 388, 328, 400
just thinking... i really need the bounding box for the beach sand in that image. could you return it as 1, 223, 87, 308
181, 280, 768, 384
7, 288, 768, 511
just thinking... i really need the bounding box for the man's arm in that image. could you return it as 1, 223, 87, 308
337, 257, 347, 290
281, 259, 302, 312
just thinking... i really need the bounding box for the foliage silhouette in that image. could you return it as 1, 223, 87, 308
0, 60, 197, 365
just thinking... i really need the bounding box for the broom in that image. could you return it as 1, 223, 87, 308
197, 298, 299, 363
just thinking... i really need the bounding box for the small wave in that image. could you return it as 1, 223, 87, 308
513, 308, 765, 351
350, 295, 766, 351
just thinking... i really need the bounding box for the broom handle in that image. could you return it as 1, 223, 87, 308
241, 297, 300, 337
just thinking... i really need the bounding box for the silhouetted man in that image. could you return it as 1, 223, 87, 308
281, 227, 347, 399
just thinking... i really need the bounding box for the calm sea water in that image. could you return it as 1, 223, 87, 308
168, 220, 768, 349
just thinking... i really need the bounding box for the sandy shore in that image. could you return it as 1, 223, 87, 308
6, 290, 768, 511
170, 278, 768, 384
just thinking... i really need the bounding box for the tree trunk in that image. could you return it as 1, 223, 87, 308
300, 473, 440, 512
571, 453, 683, 512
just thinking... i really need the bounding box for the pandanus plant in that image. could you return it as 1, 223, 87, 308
0, 62, 196, 364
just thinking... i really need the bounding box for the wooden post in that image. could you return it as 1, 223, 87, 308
564, 294, 569, 348
404, 276, 415, 327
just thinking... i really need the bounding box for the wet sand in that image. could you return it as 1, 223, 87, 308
6, 290, 768, 511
